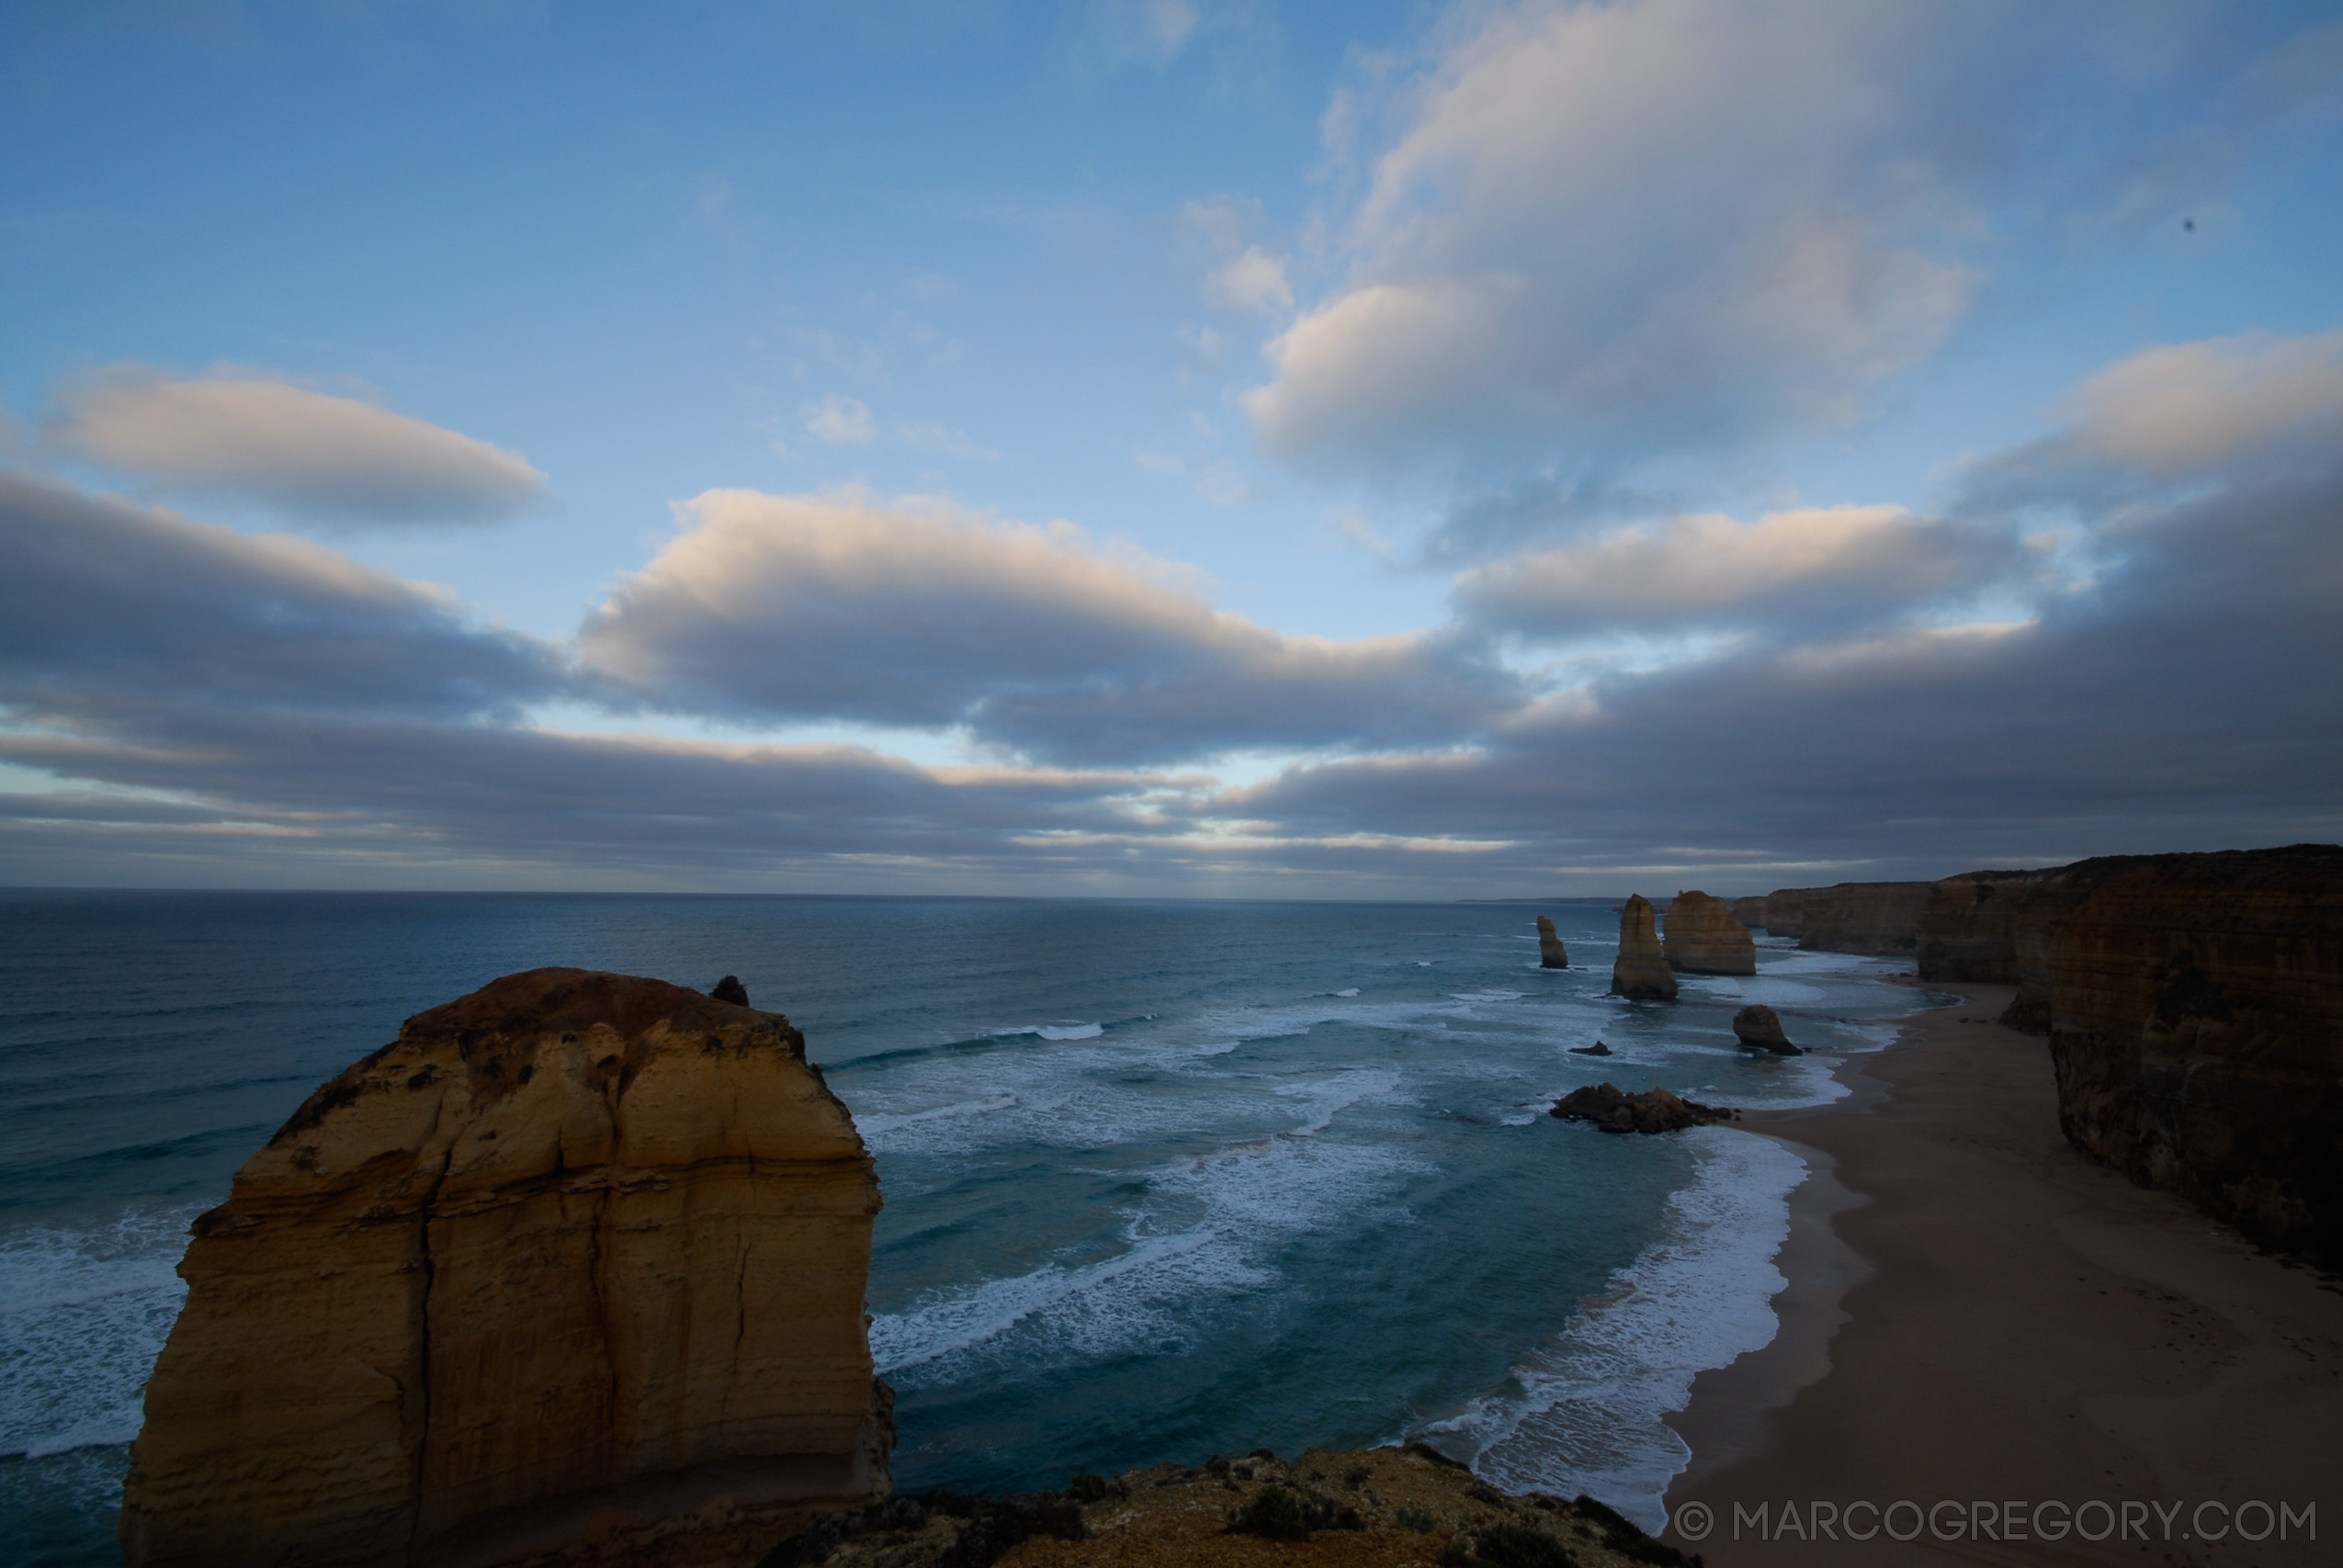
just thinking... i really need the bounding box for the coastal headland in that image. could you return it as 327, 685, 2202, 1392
1662, 980, 2343, 1566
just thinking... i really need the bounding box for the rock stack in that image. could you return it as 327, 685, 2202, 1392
119, 968, 894, 1568
1660, 889, 1756, 976
1609, 895, 1678, 1001
1731, 1003, 1801, 1055
1551, 1082, 1735, 1134
1535, 915, 1570, 968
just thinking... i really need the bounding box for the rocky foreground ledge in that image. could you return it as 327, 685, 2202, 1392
764, 1443, 1702, 1568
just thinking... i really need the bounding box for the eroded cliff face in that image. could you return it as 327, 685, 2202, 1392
1730, 896, 1767, 929
120, 968, 892, 1568
1761, 888, 1805, 939
1789, 882, 1930, 955
1610, 896, 1678, 1001
2036, 848, 2343, 1262
1916, 869, 2060, 987
1660, 890, 1755, 976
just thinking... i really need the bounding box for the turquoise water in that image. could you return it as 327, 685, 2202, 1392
0, 892, 1916, 1563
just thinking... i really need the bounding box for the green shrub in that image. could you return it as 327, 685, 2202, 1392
1230, 1483, 1309, 1540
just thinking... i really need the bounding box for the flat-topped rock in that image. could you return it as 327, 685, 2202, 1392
1662, 889, 1756, 976
121, 968, 892, 1568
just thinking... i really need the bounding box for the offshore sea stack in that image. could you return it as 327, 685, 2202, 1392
119, 968, 893, 1568
1732, 1003, 1800, 1055
1609, 895, 1678, 1000
1535, 915, 1570, 968
1659, 889, 1756, 975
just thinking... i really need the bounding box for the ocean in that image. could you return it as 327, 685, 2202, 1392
0, 890, 1919, 1564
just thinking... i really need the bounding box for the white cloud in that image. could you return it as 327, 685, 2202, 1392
44, 367, 545, 525
1079, 0, 1199, 69
577, 488, 1515, 762
804, 393, 878, 446
1206, 245, 1294, 316
1182, 197, 1295, 319
895, 420, 1002, 462
1455, 504, 2017, 638
1246, 0, 2005, 468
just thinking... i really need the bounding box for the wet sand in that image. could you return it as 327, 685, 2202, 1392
1661, 981, 2343, 1566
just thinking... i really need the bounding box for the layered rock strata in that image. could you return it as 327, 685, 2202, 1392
1731, 1004, 1800, 1055
2032, 847, 2343, 1261
1916, 869, 2062, 987
1608, 896, 1678, 1000
1552, 1083, 1737, 1134
1761, 887, 1805, 939
1790, 881, 1931, 955
1659, 889, 1756, 976
1730, 896, 1767, 929
120, 967, 892, 1568
1534, 916, 1569, 969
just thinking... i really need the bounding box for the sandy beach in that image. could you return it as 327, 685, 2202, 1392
1660, 982, 2343, 1565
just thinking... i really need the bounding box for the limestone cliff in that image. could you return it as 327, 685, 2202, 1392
1916, 868, 2063, 987
1659, 889, 1756, 976
1730, 896, 1767, 929
1761, 888, 1805, 939
120, 968, 892, 1568
1778, 881, 1930, 955
1534, 916, 1569, 969
2031, 847, 2343, 1261
1609, 896, 1678, 1001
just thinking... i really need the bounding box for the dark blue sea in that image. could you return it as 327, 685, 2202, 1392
0, 891, 1920, 1564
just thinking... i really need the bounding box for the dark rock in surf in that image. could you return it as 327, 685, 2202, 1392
1568, 1042, 1613, 1056
1732, 1003, 1801, 1055
1551, 1081, 1735, 1134
1535, 916, 1570, 969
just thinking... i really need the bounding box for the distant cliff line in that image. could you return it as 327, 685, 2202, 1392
1746, 847, 2341, 1268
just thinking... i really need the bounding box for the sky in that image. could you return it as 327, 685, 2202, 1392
2, 0, 2340, 898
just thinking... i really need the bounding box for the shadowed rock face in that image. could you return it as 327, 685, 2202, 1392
120, 968, 892, 1568
1731, 1004, 1800, 1055
1730, 896, 1767, 929
1610, 896, 1678, 1001
2033, 848, 2343, 1262
1535, 916, 1569, 969
1761, 888, 1805, 938
1661, 890, 1756, 976
1551, 1082, 1735, 1134
1788, 881, 1930, 955
1917, 869, 2064, 988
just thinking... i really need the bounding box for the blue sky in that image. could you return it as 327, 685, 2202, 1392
3, 0, 2340, 896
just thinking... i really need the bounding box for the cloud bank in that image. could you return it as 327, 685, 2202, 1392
47, 369, 546, 525
5, 324, 2339, 892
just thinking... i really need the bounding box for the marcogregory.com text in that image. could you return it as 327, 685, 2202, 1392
1668, 1497, 2315, 1545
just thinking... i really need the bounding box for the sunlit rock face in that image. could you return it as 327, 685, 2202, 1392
1610, 895, 1679, 1001
1660, 890, 1756, 976
120, 968, 891, 1568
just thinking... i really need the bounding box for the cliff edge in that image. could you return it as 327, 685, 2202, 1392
119, 967, 892, 1568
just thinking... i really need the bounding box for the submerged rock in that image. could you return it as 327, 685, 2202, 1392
1568, 1041, 1613, 1056
1535, 915, 1570, 969
1661, 889, 1757, 976
1609, 895, 1678, 1000
1551, 1081, 1736, 1134
120, 967, 892, 1568
1731, 1003, 1801, 1055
